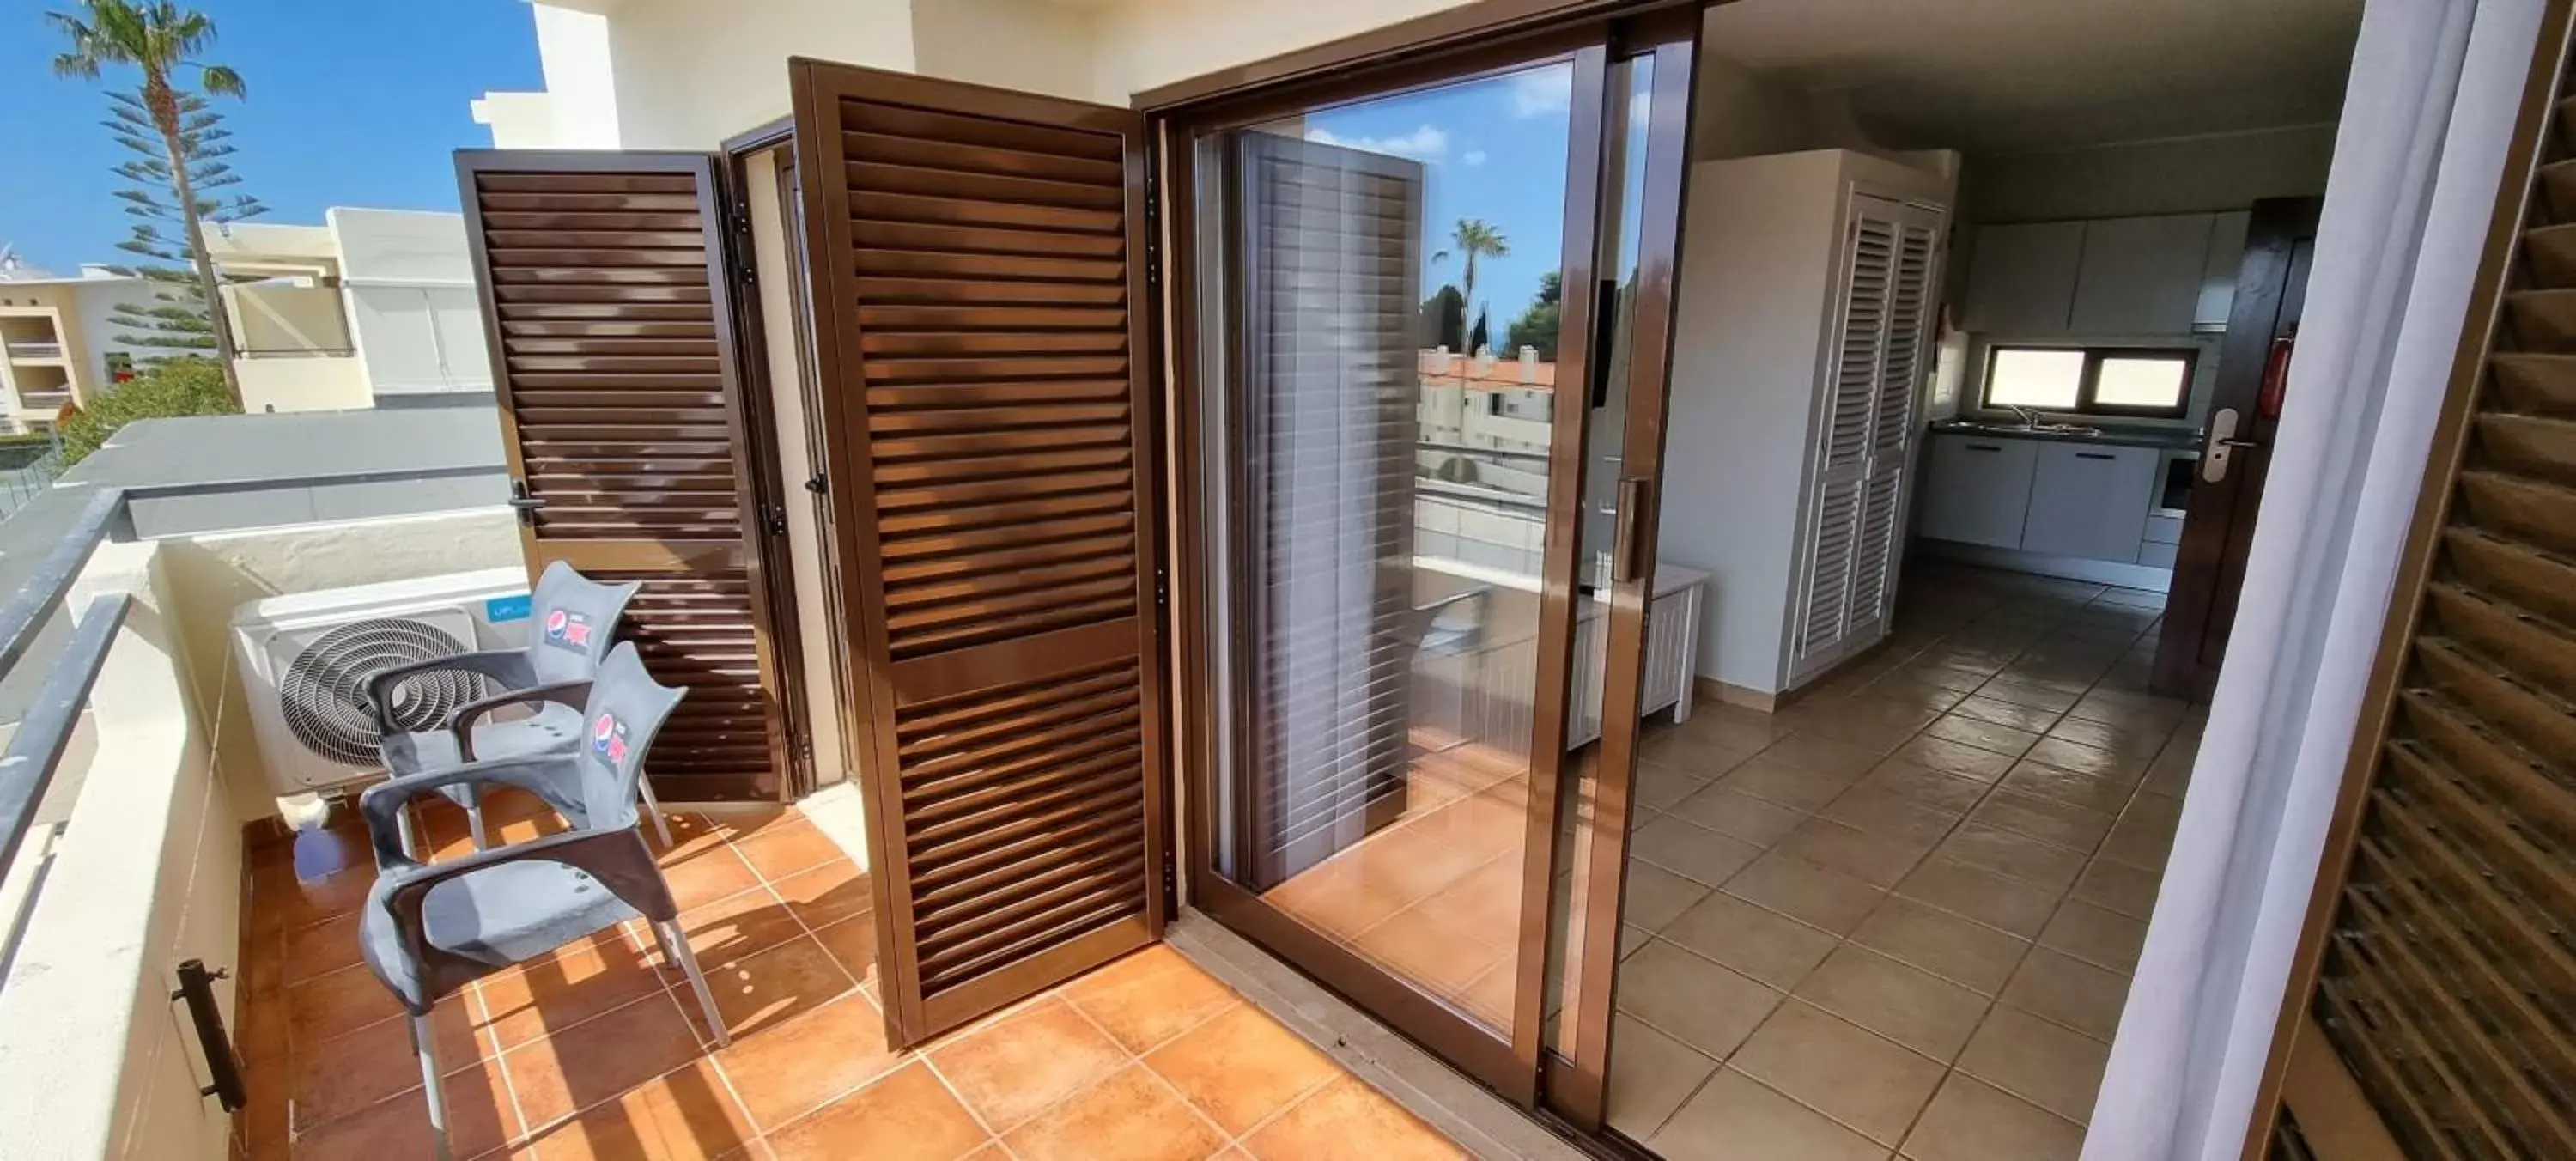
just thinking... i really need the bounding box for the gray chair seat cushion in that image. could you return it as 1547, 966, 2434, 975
381, 702, 585, 775
361, 860, 640, 1010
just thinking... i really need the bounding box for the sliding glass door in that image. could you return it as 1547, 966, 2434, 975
1167, 14, 1699, 1108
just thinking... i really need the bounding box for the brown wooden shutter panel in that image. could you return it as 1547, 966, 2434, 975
789, 62, 1167, 1042
456, 152, 793, 802
2296, 22, 2576, 1158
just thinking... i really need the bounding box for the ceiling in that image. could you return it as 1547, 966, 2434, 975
1702, 0, 2364, 154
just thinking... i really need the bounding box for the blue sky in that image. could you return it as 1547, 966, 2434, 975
1297, 64, 1577, 342
1, 0, 541, 273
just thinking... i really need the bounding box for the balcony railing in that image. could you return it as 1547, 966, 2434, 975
3, 342, 64, 361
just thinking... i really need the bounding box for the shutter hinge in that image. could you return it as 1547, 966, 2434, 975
730, 202, 757, 287
758, 501, 788, 536
1160, 848, 1177, 906
1152, 566, 1170, 610
1142, 165, 1163, 291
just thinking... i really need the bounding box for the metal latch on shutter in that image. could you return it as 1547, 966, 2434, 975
507, 478, 547, 526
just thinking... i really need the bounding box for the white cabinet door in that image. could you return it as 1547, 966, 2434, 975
2196, 210, 2251, 330
1917, 434, 2038, 548
2069, 214, 2215, 336
2021, 442, 2160, 561
1962, 222, 2082, 335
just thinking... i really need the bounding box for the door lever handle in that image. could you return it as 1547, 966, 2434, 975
2202, 408, 2245, 483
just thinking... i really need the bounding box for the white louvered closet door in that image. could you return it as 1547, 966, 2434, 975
1845, 202, 1947, 647
1790, 195, 1946, 684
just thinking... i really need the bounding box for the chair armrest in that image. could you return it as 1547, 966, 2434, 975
365, 649, 538, 734
372, 826, 681, 964
449, 678, 592, 760
358, 757, 584, 870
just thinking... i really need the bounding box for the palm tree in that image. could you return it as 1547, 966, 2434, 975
50, 1, 248, 406
1434, 219, 1510, 351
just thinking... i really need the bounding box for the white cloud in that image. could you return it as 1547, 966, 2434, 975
1306, 124, 1449, 162
1462, 149, 1488, 167
1510, 68, 1573, 119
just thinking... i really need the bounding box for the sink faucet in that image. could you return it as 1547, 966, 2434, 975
2004, 404, 2042, 428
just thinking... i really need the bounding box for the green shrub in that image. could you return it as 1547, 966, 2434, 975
59, 356, 240, 465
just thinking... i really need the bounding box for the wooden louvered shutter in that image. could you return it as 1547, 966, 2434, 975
1845, 204, 1946, 645
1793, 210, 1895, 680
1234, 134, 1425, 890
455, 152, 793, 802
787, 61, 1166, 1043
2276, 18, 2576, 1158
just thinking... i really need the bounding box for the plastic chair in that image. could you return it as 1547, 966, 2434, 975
367, 561, 673, 849
355, 642, 726, 1161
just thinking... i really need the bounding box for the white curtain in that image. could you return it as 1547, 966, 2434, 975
2082, 0, 2547, 1156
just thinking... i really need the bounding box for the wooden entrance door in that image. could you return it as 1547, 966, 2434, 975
2153, 197, 2320, 697
455, 150, 799, 802
786, 61, 1169, 1045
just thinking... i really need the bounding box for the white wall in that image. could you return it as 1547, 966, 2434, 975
535, 3, 624, 147
154, 508, 526, 824
329, 209, 492, 398
1088, 0, 1478, 102
911, 0, 1099, 102
1962, 124, 2337, 223
236, 356, 371, 414
0, 543, 238, 1161
603, 0, 916, 149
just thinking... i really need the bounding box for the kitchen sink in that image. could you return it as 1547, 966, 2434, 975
1941, 420, 2104, 437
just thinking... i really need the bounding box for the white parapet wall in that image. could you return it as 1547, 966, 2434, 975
0, 541, 238, 1160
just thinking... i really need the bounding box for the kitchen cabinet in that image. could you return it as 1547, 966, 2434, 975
1964, 210, 2249, 338
2196, 211, 2251, 330
2021, 442, 2160, 561
2069, 215, 2216, 336
1916, 434, 2038, 548
1962, 222, 2083, 335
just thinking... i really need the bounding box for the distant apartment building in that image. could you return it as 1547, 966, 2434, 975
204, 208, 494, 413
0, 257, 157, 434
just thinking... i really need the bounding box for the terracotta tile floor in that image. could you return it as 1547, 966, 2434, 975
1259, 744, 1532, 1030
232, 795, 1466, 1160
1603, 562, 2202, 1161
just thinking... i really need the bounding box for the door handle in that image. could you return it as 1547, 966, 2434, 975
507, 479, 548, 526
2202, 408, 2251, 483
1613, 476, 1651, 584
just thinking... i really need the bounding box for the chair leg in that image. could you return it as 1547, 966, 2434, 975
636, 775, 675, 849
657, 918, 730, 1049
411, 1008, 454, 1161
465, 802, 489, 852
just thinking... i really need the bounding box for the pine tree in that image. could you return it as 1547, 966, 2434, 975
100, 88, 266, 362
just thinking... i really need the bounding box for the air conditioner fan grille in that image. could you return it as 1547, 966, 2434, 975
278, 617, 495, 767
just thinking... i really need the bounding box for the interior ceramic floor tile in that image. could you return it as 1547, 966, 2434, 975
1599, 563, 2188, 1160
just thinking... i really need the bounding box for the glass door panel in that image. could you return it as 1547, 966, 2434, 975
1200, 58, 1580, 1042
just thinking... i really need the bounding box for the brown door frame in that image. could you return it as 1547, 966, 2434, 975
1545, 22, 1700, 1131
788, 61, 1172, 1046
2238, 0, 2576, 1152
455, 148, 805, 802
2152, 197, 2322, 699
1152, 7, 1700, 1109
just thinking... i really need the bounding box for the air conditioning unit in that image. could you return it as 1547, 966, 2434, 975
231, 567, 534, 795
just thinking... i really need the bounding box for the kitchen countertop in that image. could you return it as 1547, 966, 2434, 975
1927, 418, 2202, 454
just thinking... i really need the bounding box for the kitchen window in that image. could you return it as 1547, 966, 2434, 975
1981, 345, 2194, 417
